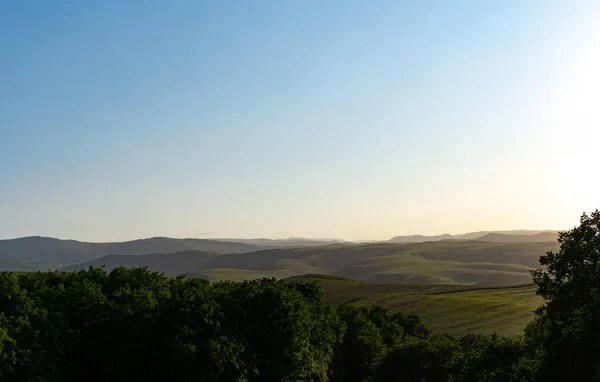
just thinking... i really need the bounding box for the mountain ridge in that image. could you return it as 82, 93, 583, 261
2, 231, 561, 273
0, 236, 266, 269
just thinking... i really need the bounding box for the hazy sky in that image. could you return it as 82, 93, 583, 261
1, 0, 599, 241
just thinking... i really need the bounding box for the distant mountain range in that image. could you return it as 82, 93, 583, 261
0, 236, 266, 270
389, 230, 558, 243
0, 231, 560, 275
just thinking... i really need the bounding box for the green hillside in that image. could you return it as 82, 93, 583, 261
187, 241, 558, 286
61, 240, 559, 287
288, 275, 541, 337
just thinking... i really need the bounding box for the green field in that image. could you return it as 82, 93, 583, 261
288, 275, 542, 337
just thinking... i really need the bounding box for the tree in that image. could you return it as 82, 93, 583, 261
213, 278, 340, 382
0, 272, 62, 381
374, 333, 457, 382
450, 333, 536, 382
365, 306, 404, 350
530, 210, 600, 381
332, 304, 387, 382
391, 311, 431, 339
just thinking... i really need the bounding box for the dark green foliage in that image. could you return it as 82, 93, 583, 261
331, 305, 440, 381
374, 332, 538, 382
332, 305, 387, 382
366, 306, 404, 349
529, 210, 600, 381
211, 278, 341, 381
450, 334, 536, 382
375, 333, 458, 382
390, 311, 431, 339
0, 267, 545, 382
0, 268, 339, 381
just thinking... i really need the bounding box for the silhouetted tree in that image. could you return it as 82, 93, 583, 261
530, 210, 600, 381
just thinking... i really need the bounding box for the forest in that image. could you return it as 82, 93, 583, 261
1, 211, 599, 381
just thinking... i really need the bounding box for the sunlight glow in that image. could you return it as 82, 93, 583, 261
542, 3, 600, 214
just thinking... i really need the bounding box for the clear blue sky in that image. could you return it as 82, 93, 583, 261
1, 0, 599, 241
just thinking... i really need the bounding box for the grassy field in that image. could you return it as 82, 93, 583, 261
287, 275, 542, 337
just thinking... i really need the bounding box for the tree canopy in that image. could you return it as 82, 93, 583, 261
0, 269, 341, 381
0, 267, 536, 381
530, 210, 600, 381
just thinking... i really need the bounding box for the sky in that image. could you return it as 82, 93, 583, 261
1, 0, 599, 241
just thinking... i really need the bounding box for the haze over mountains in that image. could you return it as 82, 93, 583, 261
0, 230, 560, 286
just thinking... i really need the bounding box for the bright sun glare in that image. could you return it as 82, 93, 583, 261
542, 3, 600, 214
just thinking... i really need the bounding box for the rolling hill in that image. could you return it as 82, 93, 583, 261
61, 240, 559, 286
188, 241, 558, 285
